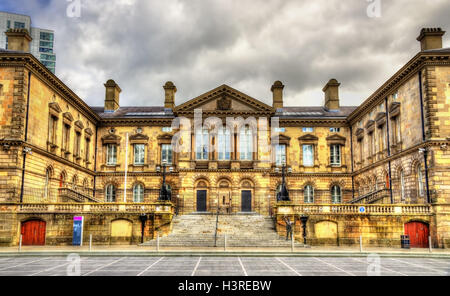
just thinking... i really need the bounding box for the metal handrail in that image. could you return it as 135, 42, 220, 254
214, 202, 220, 247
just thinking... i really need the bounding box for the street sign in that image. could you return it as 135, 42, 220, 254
73, 216, 84, 246
358, 206, 366, 214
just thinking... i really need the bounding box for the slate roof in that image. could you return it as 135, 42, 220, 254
91, 106, 174, 119
276, 106, 358, 118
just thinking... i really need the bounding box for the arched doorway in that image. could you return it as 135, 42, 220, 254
21, 219, 46, 245
195, 180, 208, 212
111, 219, 133, 245
405, 221, 429, 248
240, 180, 253, 212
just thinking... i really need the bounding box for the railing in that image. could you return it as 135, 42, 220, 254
7, 202, 174, 214
349, 188, 391, 204
59, 188, 101, 203
273, 203, 432, 215
276, 189, 354, 204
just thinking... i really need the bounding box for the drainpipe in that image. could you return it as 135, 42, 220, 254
19, 70, 32, 203
350, 125, 355, 199
418, 70, 431, 203
384, 97, 393, 203
93, 124, 98, 197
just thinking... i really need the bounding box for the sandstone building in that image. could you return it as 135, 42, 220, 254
0, 28, 449, 248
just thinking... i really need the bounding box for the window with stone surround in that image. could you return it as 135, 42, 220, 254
133, 184, 144, 203
106, 144, 117, 165
196, 128, 209, 160
304, 185, 314, 203
161, 144, 173, 164
239, 125, 253, 161
105, 184, 116, 202
417, 164, 425, 197
218, 127, 231, 161
302, 145, 314, 167
74, 131, 81, 157
275, 144, 286, 166
331, 185, 342, 203
134, 144, 145, 165
48, 115, 58, 145
62, 123, 70, 152
330, 144, 341, 166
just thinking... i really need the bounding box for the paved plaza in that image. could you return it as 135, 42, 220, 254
0, 256, 448, 276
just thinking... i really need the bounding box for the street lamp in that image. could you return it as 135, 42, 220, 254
157, 161, 173, 201
299, 214, 309, 245
276, 164, 290, 202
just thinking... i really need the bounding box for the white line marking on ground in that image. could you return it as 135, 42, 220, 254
136, 257, 165, 276
29, 262, 71, 276
351, 258, 408, 276
276, 258, 302, 276
389, 258, 447, 274
238, 257, 248, 276
191, 257, 202, 276
83, 257, 126, 276
314, 257, 355, 276
0, 257, 50, 271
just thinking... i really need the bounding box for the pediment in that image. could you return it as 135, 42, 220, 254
174, 84, 273, 113
272, 134, 291, 145
298, 134, 319, 142
101, 134, 121, 145
326, 134, 347, 145
129, 133, 149, 141
49, 102, 62, 114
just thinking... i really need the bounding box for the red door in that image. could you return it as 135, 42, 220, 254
21, 220, 46, 245
405, 221, 429, 248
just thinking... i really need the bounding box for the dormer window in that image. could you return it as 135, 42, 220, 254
330, 127, 340, 132
162, 127, 172, 132
302, 127, 314, 132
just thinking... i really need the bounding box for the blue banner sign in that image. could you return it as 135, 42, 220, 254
73, 216, 84, 246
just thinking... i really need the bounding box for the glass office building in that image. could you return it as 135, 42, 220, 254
0, 11, 56, 73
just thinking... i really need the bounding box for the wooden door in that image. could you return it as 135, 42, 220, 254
241, 190, 252, 212
405, 221, 429, 248
196, 190, 207, 212
21, 220, 46, 246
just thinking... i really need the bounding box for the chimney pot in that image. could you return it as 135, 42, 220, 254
271, 80, 284, 109
163, 81, 177, 109
417, 28, 446, 51
323, 78, 340, 110
5, 28, 32, 52
104, 79, 121, 112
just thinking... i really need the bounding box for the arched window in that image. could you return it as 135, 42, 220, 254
105, 184, 116, 202
331, 185, 341, 203
304, 185, 314, 203
72, 175, 78, 190
417, 164, 425, 197
44, 168, 51, 199
400, 170, 405, 201
218, 127, 231, 161
133, 184, 144, 203
239, 125, 253, 161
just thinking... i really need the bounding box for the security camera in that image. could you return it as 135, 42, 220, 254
418, 148, 426, 154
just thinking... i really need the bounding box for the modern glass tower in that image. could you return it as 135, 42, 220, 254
0, 11, 56, 73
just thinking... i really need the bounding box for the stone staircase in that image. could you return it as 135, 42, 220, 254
142, 213, 305, 247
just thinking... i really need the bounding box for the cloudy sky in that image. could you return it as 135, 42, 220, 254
1, 0, 449, 107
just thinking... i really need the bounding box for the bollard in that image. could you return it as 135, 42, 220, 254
291, 233, 294, 252
156, 233, 160, 252
89, 234, 92, 252
429, 236, 432, 253
360, 235, 363, 253
18, 235, 22, 252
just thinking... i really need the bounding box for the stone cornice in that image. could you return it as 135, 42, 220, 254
347, 51, 450, 124
0, 53, 101, 123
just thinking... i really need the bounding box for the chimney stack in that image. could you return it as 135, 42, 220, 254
271, 80, 284, 109
163, 81, 176, 109
323, 79, 340, 110
417, 28, 446, 51
5, 29, 32, 52
104, 79, 121, 112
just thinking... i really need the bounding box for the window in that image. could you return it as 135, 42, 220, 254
195, 128, 209, 160
400, 170, 405, 201
6, 20, 10, 29
379, 125, 386, 151
62, 124, 70, 151
304, 185, 314, 203
417, 165, 425, 196
369, 132, 375, 156
330, 127, 340, 132
85, 138, 90, 162
14, 22, 25, 29
330, 144, 341, 166
218, 127, 231, 161
48, 115, 57, 144
162, 127, 172, 132
134, 144, 145, 165
40, 32, 54, 41
302, 127, 314, 132
274, 127, 286, 133
239, 126, 253, 161
275, 145, 286, 166
358, 140, 363, 163
106, 144, 117, 165
161, 144, 173, 164
392, 91, 399, 100
133, 184, 144, 203
39, 47, 53, 53
331, 185, 342, 203
74, 132, 81, 157
302, 145, 314, 167
105, 184, 116, 202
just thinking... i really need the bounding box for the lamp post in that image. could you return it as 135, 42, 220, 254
275, 164, 291, 202
299, 215, 309, 245
139, 210, 148, 244
157, 161, 173, 201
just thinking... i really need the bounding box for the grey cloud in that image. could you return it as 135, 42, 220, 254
6, 0, 450, 107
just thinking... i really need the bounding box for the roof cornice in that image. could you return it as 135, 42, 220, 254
347, 50, 450, 124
